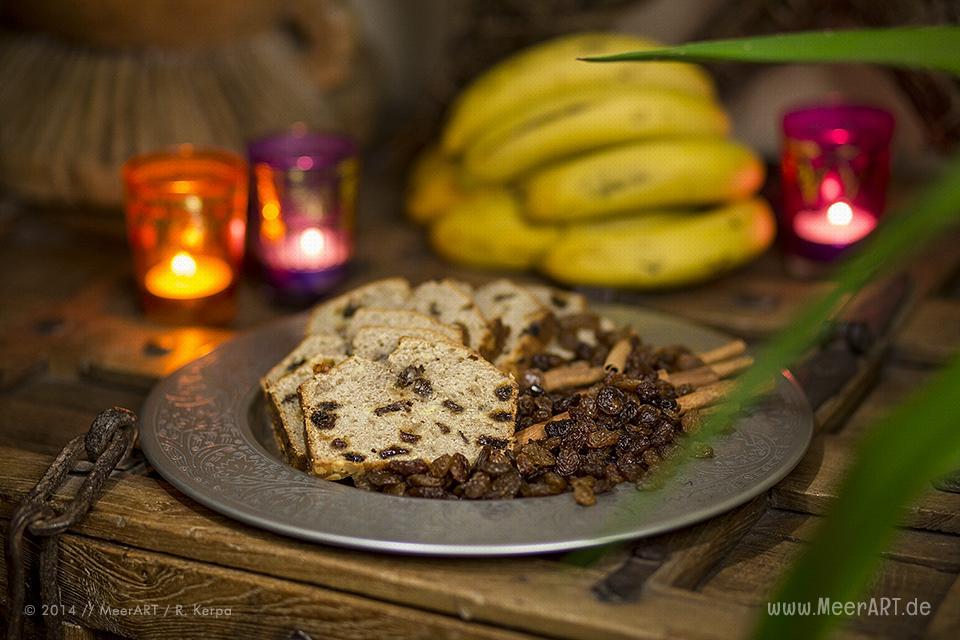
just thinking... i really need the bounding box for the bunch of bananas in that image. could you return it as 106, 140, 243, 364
407, 33, 776, 289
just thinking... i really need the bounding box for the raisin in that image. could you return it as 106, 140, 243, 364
383, 482, 407, 496
310, 409, 336, 430
395, 365, 424, 388
449, 453, 470, 482
596, 386, 625, 416
399, 430, 422, 444
477, 435, 509, 449
330, 438, 347, 449
495, 385, 514, 401
413, 378, 433, 397
462, 472, 492, 499
285, 357, 306, 372
561, 422, 589, 450
587, 429, 620, 449
443, 399, 464, 413
478, 449, 513, 476
436, 422, 451, 434
374, 401, 412, 416
636, 404, 661, 426
408, 473, 444, 488
342, 301, 359, 318
488, 471, 522, 498
555, 447, 581, 476
515, 453, 537, 477
366, 470, 403, 486
542, 471, 568, 493
387, 459, 429, 476
490, 411, 513, 423
520, 443, 556, 467
429, 454, 453, 478
693, 442, 715, 458
571, 476, 597, 506
343, 452, 365, 463
642, 449, 662, 466
545, 418, 574, 438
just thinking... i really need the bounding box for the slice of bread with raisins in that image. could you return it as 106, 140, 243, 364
261, 333, 348, 390
351, 325, 460, 361
264, 353, 347, 470
474, 279, 554, 371
344, 307, 463, 343
305, 277, 411, 336
407, 279, 497, 358
525, 284, 589, 317
299, 337, 517, 479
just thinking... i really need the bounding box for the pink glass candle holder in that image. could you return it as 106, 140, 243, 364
780, 103, 894, 263
248, 130, 358, 300
123, 146, 248, 325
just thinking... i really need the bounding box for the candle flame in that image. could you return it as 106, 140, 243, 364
171, 251, 198, 277
299, 228, 326, 257
826, 201, 854, 227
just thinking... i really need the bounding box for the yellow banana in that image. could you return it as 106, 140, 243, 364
523, 138, 765, 222
441, 32, 715, 154
539, 198, 776, 288
429, 190, 560, 270
463, 88, 730, 183
406, 146, 470, 224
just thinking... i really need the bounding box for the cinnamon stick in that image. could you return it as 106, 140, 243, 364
514, 411, 570, 445
677, 380, 737, 414
541, 364, 606, 392
664, 355, 754, 387
696, 339, 747, 365
603, 338, 632, 373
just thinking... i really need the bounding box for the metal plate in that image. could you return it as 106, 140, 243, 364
141, 306, 813, 556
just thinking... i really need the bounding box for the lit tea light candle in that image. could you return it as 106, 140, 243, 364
123, 146, 247, 324
248, 130, 358, 300
780, 103, 894, 264
144, 251, 233, 300
792, 201, 877, 246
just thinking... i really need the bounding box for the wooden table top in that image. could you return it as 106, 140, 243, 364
1, 168, 959, 639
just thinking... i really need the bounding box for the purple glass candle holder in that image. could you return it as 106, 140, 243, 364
780, 103, 894, 263
248, 129, 359, 299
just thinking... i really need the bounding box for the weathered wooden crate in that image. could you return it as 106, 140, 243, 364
1, 199, 958, 639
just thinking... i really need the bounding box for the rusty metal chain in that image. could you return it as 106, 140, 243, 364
5, 407, 137, 640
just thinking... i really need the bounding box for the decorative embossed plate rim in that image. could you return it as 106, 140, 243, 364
141, 305, 813, 556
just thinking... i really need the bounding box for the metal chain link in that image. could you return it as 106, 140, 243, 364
5, 407, 137, 640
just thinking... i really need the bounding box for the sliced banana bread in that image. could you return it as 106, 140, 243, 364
265, 353, 347, 470
344, 308, 463, 343
306, 277, 411, 335
408, 279, 496, 358
475, 279, 554, 370
299, 337, 517, 479
351, 325, 459, 361
261, 334, 348, 389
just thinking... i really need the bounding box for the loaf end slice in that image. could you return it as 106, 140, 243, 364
306, 277, 411, 336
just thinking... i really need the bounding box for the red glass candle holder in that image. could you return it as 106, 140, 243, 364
123, 146, 248, 325
248, 130, 358, 301
780, 103, 894, 264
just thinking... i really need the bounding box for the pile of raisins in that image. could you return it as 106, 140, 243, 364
352, 315, 708, 506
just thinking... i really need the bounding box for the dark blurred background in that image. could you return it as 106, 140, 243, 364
1, 0, 957, 211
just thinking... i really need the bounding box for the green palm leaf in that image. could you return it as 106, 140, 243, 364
582, 26, 960, 75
